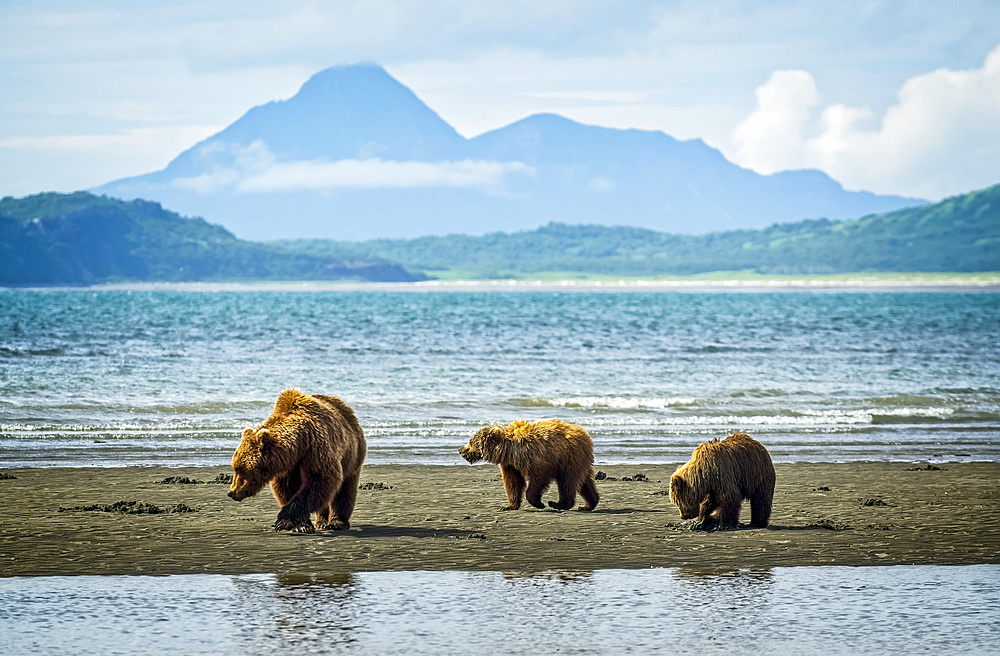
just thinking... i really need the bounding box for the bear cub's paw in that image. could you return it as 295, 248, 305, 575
688, 517, 720, 532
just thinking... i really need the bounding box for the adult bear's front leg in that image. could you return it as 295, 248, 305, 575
273, 469, 336, 532
273, 503, 313, 532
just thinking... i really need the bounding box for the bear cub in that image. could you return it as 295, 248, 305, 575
460, 419, 599, 512
669, 431, 775, 531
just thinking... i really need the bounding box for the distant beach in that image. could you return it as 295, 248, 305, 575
5, 271, 998, 293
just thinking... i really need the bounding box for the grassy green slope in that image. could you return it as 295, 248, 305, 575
279, 183, 1000, 277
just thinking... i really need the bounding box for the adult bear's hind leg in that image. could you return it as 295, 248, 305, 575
321, 472, 359, 530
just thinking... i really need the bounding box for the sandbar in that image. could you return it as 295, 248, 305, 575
1, 462, 997, 577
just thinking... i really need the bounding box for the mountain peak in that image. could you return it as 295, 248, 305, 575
154, 63, 465, 175
94, 63, 923, 240
293, 62, 408, 106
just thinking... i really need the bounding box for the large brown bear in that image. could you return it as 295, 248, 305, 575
669, 431, 774, 531
228, 389, 366, 533
459, 419, 599, 511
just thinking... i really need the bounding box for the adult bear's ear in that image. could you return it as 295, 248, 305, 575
241, 428, 255, 439
488, 425, 505, 439
258, 429, 272, 456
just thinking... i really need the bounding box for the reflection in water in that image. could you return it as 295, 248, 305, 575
231, 573, 358, 647
1, 566, 998, 655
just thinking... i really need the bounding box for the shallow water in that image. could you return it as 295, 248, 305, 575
1, 566, 998, 655
1, 289, 998, 466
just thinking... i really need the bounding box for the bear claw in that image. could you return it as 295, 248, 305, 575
273, 518, 314, 533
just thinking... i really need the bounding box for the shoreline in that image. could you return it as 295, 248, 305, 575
2, 462, 998, 577
3, 272, 1000, 293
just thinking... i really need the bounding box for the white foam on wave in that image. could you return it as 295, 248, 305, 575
542, 396, 697, 410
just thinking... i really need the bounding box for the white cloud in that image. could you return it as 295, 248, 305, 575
729, 45, 1000, 200
730, 70, 818, 174
238, 158, 533, 192
170, 141, 534, 193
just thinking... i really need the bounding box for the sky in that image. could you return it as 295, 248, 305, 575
2, 0, 999, 203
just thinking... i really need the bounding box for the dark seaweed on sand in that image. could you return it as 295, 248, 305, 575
359, 482, 393, 490
59, 501, 198, 514
595, 471, 649, 482
156, 473, 233, 484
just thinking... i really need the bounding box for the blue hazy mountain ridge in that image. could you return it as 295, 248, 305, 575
94, 63, 921, 241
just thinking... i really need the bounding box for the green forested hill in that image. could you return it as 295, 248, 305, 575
0, 192, 423, 285
279, 184, 1000, 277
2, 184, 997, 285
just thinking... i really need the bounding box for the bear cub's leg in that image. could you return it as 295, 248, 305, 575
547, 470, 579, 511
500, 465, 526, 511
525, 477, 551, 509
579, 475, 599, 511
749, 488, 772, 528
716, 495, 742, 530
690, 492, 720, 531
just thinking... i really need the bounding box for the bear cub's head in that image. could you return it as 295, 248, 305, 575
228, 427, 274, 501
459, 425, 504, 464
668, 476, 699, 519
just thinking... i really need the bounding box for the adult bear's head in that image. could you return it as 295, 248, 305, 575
228, 427, 275, 501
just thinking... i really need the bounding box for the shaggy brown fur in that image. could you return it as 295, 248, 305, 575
228, 389, 366, 533
459, 419, 599, 512
669, 431, 775, 531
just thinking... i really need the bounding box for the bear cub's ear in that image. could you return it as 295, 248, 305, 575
488, 425, 505, 438
670, 476, 686, 497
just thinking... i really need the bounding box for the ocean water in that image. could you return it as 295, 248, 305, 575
2, 566, 999, 655
1, 287, 998, 466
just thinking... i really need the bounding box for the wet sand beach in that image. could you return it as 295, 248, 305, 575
1, 462, 997, 577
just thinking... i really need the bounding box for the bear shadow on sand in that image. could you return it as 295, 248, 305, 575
589, 507, 671, 515
312, 524, 488, 540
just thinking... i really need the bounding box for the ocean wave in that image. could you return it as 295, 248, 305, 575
510, 396, 697, 410
869, 407, 957, 424
0, 346, 66, 357
0, 423, 236, 434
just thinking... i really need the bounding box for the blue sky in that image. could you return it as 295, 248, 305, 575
1, 0, 999, 202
